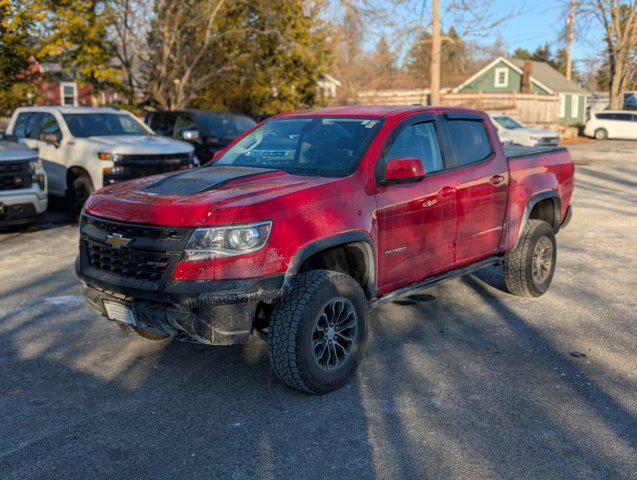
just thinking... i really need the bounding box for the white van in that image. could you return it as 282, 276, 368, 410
5, 107, 196, 213
584, 111, 637, 140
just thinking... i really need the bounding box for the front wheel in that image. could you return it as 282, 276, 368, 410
67, 175, 94, 218
267, 270, 368, 394
504, 219, 557, 297
594, 128, 608, 140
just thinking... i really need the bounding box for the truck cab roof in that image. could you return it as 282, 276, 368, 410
13, 106, 121, 115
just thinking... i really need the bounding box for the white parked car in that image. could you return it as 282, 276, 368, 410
5, 107, 196, 213
488, 113, 560, 147
584, 110, 637, 140
0, 140, 47, 228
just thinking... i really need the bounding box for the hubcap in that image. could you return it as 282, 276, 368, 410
532, 236, 553, 284
311, 297, 357, 371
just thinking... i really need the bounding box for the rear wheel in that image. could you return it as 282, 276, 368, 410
67, 174, 94, 218
504, 219, 557, 297
267, 270, 368, 394
594, 128, 608, 140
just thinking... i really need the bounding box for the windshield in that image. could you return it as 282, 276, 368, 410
63, 113, 150, 137
198, 113, 256, 138
494, 115, 524, 129
214, 117, 383, 177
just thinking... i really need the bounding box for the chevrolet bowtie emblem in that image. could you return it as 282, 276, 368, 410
105, 233, 132, 249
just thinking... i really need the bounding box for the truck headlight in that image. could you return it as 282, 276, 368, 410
28, 158, 42, 172
183, 221, 272, 261
98, 152, 122, 162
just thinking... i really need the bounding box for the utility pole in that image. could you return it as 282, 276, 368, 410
565, 0, 576, 80
430, 0, 441, 105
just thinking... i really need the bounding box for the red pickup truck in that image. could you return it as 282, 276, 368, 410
76, 106, 574, 393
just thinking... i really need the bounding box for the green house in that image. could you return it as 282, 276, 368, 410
451, 57, 589, 126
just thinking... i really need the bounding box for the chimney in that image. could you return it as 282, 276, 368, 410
521, 61, 533, 93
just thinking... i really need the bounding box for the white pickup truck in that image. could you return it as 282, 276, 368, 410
5, 107, 196, 213
0, 141, 47, 228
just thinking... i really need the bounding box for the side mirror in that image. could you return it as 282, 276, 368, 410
39, 131, 60, 147
181, 129, 200, 142
383, 157, 425, 185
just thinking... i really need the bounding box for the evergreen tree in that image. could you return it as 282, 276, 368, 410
405, 27, 469, 77
371, 35, 397, 76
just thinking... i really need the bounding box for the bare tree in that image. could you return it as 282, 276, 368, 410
107, 0, 152, 105
145, 0, 228, 109
589, 1, 636, 108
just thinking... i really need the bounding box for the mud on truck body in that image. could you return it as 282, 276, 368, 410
76, 106, 574, 393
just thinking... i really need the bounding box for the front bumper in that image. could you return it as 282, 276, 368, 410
77, 257, 285, 345
0, 190, 47, 226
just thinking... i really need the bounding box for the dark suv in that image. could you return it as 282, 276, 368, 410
145, 110, 256, 162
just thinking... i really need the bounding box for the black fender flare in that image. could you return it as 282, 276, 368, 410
284, 231, 376, 297
514, 191, 562, 249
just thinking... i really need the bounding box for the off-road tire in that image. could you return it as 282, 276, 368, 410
267, 270, 368, 394
594, 128, 608, 141
504, 219, 557, 297
117, 323, 168, 340
67, 175, 94, 218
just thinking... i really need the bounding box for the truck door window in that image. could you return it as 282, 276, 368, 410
149, 113, 174, 136
39, 114, 62, 142
12, 113, 30, 138
25, 113, 43, 140
446, 119, 492, 166
385, 122, 443, 173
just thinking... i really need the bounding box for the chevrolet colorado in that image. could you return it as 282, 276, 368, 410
76, 106, 574, 394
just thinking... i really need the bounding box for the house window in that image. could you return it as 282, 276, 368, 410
494, 67, 509, 88
60, 82, 78, 106
570, 95, 579, 118
559, 94, 566, 117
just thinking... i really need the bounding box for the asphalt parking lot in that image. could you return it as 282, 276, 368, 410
1, 140, 636, 479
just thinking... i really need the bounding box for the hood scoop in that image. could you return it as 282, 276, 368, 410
144, 166, 276, 196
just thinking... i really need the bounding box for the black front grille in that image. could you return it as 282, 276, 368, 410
80, 214, 192, 287
0, 161, 33, 191
84, 215, 187, 240
86, 241, 170, 283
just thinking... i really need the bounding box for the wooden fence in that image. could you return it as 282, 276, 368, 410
440, 92, 560, 127
348, 90, 561, 127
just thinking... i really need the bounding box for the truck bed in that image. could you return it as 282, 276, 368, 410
504, 145, 567, 160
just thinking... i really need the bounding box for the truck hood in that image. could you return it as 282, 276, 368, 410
81, 135, 193, 154
83, 166, 340, 226
0, 141, 38, 162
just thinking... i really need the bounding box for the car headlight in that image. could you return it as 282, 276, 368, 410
183, 221, 272, 261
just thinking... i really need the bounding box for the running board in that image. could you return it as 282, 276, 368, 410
370, 256, 503, 308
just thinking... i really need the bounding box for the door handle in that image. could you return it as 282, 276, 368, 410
490, 174, 505, 185
439, 186, 456, 198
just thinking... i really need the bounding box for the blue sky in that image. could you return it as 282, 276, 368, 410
372, 0, 606, 66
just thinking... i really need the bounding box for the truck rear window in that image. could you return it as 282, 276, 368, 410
214, 117, 383, 177
447, 119, 492, 166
